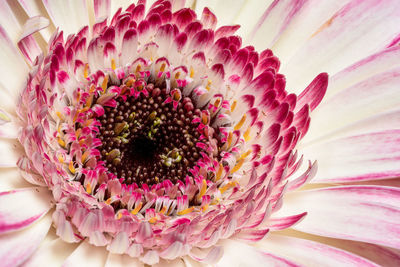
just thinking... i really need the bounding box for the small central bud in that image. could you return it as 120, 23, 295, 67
97, 83, 205, 186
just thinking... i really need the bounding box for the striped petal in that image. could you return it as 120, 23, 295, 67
0, 187, 53, 234
0, 213, 52, 267
281, 0, 400, 94
21, 238, 78, 267
277, 186, 400, 249
217, 239, 301, 267
258, 234, 378, 267
303, 130, 400, 183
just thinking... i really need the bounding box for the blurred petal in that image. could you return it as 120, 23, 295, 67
258, 234, 378, 266
0, 187, 52, 234
21, 238, 78, 267
63, 240, 108, 267
277, 186, 400, 249
0, 213, 52, 267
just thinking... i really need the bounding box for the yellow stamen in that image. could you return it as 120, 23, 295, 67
56, 111, 63, 120
85, 94, 93, 108
175, 72, 180, 80
243, 127, 251, 141
239, 150, 252, 161
84, 64, 89, 78
81, 150, 90, 163
230, 159, 245, 174
215, 163, 224, 181
131, 202, 143, 215
68, 161, 75, 174
201, 204, 209, 212
86, 183, 92, 194
230, 100, 237, 112
135, 65, 142, 73
190, 67, 195, 78
57, 138, 65, 147
160, 63, 166, 72
227, 132, 233, 148
101, 75, 109, 93
105, 198, 112, 205
160, 207, 167, 214
177, 206, 195, 216
234, 114, 247, 130
197, 179, 207, 199
219, 181, 236, 194
58, 155, 64, 163
117, 212, 123, 220
149, 217, 157, 224
214, 98, 221, 108
125, 78, 135, 87
111, 58, 116, 70
206, 79, 212, 91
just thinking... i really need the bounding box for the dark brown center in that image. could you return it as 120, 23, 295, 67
97, 84, 206, 186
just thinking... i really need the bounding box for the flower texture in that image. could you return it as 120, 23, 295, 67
1, 0, 400, 266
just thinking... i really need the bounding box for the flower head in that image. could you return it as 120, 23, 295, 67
1, 0, 400, 266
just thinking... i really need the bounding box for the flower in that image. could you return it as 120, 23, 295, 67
0, 0, 400, 266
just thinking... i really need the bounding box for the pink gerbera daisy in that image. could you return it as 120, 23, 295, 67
0, 0, 400, 266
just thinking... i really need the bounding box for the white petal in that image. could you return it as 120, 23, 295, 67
0, 168, 32, 192
271, 0, 351, 64
303, 67, 400, 143
195, 0, 248, 27
17, 0, 54, 41
258, 234, 378, 267
0, 26, 29, 101
0, 1, 23, 43
217, 239, 300, 267
303, 130, 400, 183
21, 238, 78, 267
63, 240, 108, 267
281, 0, 400, 94
0, 187, 53, 234
276, 186, 400, 249
0, 139, 23, 167
0, 213, 52, 267
105, 252, 144, 267
42, 0, 90, 36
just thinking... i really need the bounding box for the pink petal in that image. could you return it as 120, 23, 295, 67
0, 139, 22, 167
304, 67, 400, 142
277, 185, 400, 249
94, 0, 111, 21
259, 234, 378, 267
248, 0, 306, 49
0, 213, 52, 267
282, 0, 400, 94
303, 130, 400, 183
0, 26, 29, 100
217, 239, 301, 267
18, 16, 49, 64
0, 187, 53, 234
295, 73, 328, 112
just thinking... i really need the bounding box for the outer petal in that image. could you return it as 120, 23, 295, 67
63, 240, 108, 267
303, 66, 400, 143
217, 239, 301, 267
258, 234, 378, 267
42, 0, 90, 36
0, 26, 29, 101
0, 139, 22, 167
104, 252, 144, 267
303, 130, 400, 183
0, 213, 52, 267
21, 238, 78, 267
0, 168, 32, 192
276, 186, 400, 249
0, 187, 53, 234
281, 0, 400, 94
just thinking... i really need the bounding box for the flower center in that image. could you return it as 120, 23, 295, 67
97, 83, 208, 186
